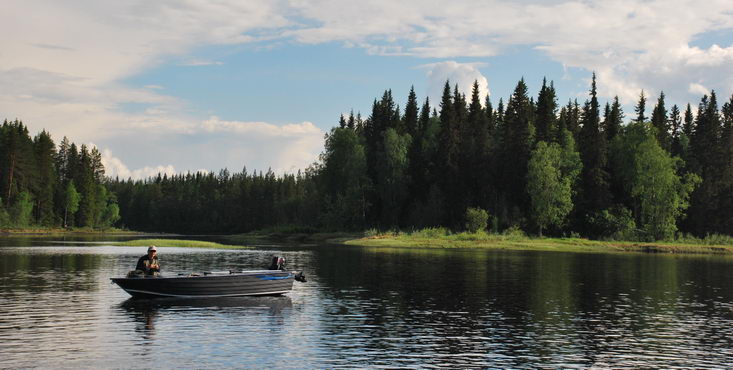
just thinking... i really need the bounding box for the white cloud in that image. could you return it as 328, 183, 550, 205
101, 148, 177, 180
287, 0, 733, 103
3, 0, 733, 177
180, 59, 224, 66
201, 117, 322, 137
197, 117, 325, 173
689, 82, 710, 96
421, 61, 490, 106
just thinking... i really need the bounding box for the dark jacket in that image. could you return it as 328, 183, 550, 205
136, 255, 160, 275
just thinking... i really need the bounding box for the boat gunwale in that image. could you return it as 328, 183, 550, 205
110, 270, 295, 282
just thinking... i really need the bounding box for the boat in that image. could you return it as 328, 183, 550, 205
111, 269, 305, 299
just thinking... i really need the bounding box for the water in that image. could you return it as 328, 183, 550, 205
2, 238, 733, 368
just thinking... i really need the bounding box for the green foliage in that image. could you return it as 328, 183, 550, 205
376, 128, 411, 226
320, 127, 370, 229
64, 181, 81, 227
101, 202, 121, 228
0, 200, 9, 227
4, 75, 717, 242
502, 225, 527, 240
587, 206, 637, 240
674, 233, 733, 246
611, 122, 700, 240
10, 191, 33, 227
409, 227, 450, 238
527, 139, 581, 236
0, 121, 119, 230
464, 207, 488, 233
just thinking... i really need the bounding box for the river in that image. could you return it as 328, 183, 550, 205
1, 237, 733, 368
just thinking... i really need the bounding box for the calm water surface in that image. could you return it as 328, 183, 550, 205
2, 237, 733, 368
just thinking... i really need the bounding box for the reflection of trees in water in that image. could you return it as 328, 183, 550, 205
311, 247, 733, 366
0, 253, 106, 293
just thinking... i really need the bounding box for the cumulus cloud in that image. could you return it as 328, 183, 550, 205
287, 0, 733, 103
197, 117, 325, 173
4, 0, 733, 176
688, 82, 710, 96
101, 148, 177, 180
421, 61, 490, 106
201, 117, 322, 137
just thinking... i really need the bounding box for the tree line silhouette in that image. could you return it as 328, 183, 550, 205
0, 120, 120, 228
4, 74, 733, 240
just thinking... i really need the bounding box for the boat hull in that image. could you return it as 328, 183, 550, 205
111, 270, 296, 299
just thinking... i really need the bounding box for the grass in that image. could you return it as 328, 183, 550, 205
115, 238, 249, 250
343, 228, 733, 255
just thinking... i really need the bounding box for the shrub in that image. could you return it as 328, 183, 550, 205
411, 227, 449, 238
588, 205, 638, 240
465, 207, 488, 233
364, 228, 380, 237
502, 225, 526, 240
10, 192, 33, 228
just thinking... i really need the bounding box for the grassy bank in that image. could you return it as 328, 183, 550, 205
343, 229, 733, 255
115, 238, 249, 250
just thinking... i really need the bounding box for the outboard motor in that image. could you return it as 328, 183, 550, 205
294, 271, 307, 282
268, 256, 286, 270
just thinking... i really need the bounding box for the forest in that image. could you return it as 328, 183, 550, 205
0, 120, 120, 229
4, 74, 733, 240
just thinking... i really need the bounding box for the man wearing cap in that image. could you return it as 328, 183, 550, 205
135, 246, 160, 276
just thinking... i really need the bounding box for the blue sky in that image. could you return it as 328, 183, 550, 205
3, 1, 733, 178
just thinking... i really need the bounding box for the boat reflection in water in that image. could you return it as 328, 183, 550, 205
117, 295, 294, 355
118, 295, 294, 315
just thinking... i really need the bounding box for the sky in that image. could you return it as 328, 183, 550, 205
3, 0, 733, 179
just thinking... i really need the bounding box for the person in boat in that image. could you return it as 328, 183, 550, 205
269, 256, 285, 270
135, 246, 160, 276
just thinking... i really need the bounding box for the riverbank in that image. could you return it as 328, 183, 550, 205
224, 228, 733, 255
115, 238, 248, 250
343, 230, 733, 255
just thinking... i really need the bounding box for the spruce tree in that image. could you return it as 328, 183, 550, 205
437, 81, 462, 226
635, 90, 647, 123
650, 91, 670, 151
535, 78, 558, 144
33, 130, 57, 225
687, 92, 722, 235
669, 104, 683, 158
606, 96, 623, 142
500, 78, 535, 224
463, 80, 487, 207
404, 86, 419, 137
717, 95, 733, 232
577, 73, 611, 234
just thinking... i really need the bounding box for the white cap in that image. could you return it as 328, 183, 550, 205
148, 246, 157, 252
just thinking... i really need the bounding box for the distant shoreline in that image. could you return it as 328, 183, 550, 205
226, 231, 733, 256
6, 228, 731, 256
343, 235, 733, 255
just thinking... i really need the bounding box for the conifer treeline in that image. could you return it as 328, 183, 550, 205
0, 119, 120, 228
11, 75, 730, 240
106, 75, 733, 240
